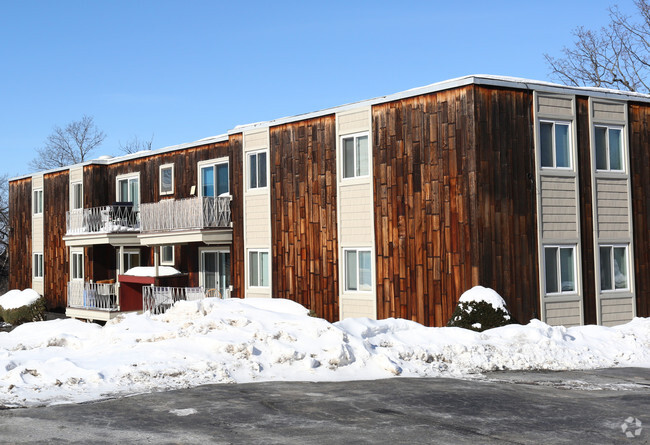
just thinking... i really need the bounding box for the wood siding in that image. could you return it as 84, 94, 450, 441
629, 103, 650, 318
230, 134, 245, 299
43, 171, 69, 309
9, 178, 32, 291
269, 116, 339, 320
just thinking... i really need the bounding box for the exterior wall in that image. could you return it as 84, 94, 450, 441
9, 178, 32, 291
533, 92, 583, 327
269, 115, 340, 320
43, 170, 69, 309
337, 107, 376, 320
243, 129, 272, 298
31, 174, 44, 295
229, 134, 245, 299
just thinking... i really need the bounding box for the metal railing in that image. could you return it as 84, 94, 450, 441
140, 196, 231, 232
67, 281, 120, 311
66, 205, 140, 234
142, 286, 206, 315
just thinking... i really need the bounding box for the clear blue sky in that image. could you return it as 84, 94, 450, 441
0, 0, 637, 178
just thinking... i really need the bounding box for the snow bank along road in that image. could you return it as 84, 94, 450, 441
1, 295, 650, 408
0, 369, 648, 444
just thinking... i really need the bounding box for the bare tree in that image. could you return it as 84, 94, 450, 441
0, 174, 9, 293
29, 115, 106, 171
118, 134, 154, 155
545, 0, 650, 93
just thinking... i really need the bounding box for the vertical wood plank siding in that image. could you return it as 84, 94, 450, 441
576, 97, 597, 324
629, 103, 650, 318
269, 116, 339, 320
9, 178, 32, 291
229, 134, 245, 299
373, 86, 539, 326
43, 171, 69, 309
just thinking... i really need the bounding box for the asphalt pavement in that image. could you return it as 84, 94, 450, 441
0, 368, 648, 444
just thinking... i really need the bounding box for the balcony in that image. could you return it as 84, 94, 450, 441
66, 203, 139, 235
66, 281, 121, 321
140, 196, 231, 232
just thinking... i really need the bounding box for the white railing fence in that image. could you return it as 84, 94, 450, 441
67, 281, 119, 311
140, 196, 231, 232
142, 286, 206, 315
66, 205, 139, 234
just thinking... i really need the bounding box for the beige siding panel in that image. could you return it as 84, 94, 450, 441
243, 130, 269, 152
596, 178, 630, 239
593, 101, 626, 124
69, 167, 83, 184
32, 280, 44, 294
600, 297, 634, 326
246, 290, 271, 299
545, 300, 581, 327
32, 218, 44, 248
340, 297, 375, 319
339, 182, 373, 246
540, 176, 578, 240
245, 194, 271, 247
338, 109, 370, 135
538, 95, 573, 118
32, 175, 43, 189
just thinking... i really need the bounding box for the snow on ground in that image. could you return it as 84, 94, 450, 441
1, 297, 649, 408
0, 289, 40, 310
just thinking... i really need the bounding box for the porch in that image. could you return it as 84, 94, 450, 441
140, 195, 231, 232
63, 203, 140, 247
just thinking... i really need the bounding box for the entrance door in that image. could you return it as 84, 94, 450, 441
201, 250, 231, 296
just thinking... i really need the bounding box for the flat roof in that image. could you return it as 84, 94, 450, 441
11, 74, 650, 181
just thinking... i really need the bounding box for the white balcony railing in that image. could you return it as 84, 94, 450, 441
66, 205, 139, 235
142, 286, 206, 315
67, 281, 120, 311
140, 196, 231, 232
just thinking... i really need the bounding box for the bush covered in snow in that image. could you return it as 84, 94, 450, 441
447, 286, 515, 332
0, 289, 46, 326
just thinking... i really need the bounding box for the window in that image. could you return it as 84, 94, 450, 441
544, 246, 576, 294
248, 150, 267, 190
33, 189, 43, 215
540, 121, 571, 168
116, 249, 140, 274
116, 173, 140, 211
159, 164, 174, 195
342, 133, 369, 179
249, 250, 269, 287
595, 126, 624, 171
600, 245, 629, 291
161, 245, 174, 266
199, 159, 229, 197
71, 251, 84, 280
201, 249, 231, 295
344, 249, 372, 292
71, 182, 83, 210
33, 253, 43, 279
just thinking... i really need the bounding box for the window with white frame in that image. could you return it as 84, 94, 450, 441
248, 150, 267, 190
71, 182, 83, 210
159, 164, 174, 195
116, 173, 140, 211
116, 249, 140, 274
599, 245, 629, 291
594, 125, 624, 171
344, 248, 373, 292
161, 245, 174, 265
342, 133, 369, 179
33, 253, 43, 279
248, 249, 269, 287
540, 121, 572, 168
71, 250, 84, 280
199, 159, 229, 197
33, 189, 43, 215
544, 245, 576, 294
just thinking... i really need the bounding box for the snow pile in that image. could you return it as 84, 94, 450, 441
123, 266, 182, 277
0, 297, 649, 408
458, 286, 509, 313
0, 289, 40, 310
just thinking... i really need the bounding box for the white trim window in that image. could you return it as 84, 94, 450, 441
594, 125, 624, 172
116, 248, 140, 274
33, 188, 43, 215
344, 248, 373, 292
71, 250, 84, 281
248, 150, 268, 190
599, 244, 629, 291
544, 245, 576, 294
71, 182, 83, 210
199, 158, 229, 197
161, 245, 174, 266
540, 121, 572, 169
116, 173, 140, 211
342, 133, 369, 179
33, 253, 44, 279
159, 163, 174, 195
248, 249, 269, 287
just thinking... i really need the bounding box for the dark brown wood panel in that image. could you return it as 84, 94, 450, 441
629, 102, 650, 318
575, 97, 597, 324
269, 116, 339, 321
9, 178, 32, 291
43, 171, 69, 309
229, 134, 245, 299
